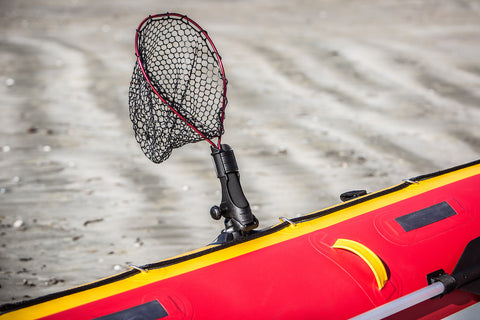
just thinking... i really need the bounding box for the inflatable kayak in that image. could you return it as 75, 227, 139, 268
1, 159, 479, 319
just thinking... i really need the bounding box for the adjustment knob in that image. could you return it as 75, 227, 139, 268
210, 205, 223, 220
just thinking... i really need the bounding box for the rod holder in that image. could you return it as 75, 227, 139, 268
210, 144, 258, 242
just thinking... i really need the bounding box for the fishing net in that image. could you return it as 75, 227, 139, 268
129, 13, 227, 163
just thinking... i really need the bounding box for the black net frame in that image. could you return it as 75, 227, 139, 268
129, 13, 228, 163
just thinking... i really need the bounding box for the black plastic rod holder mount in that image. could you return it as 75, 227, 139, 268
210, 144, 258, 241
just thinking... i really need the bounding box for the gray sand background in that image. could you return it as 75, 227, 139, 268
1, 0, 479, 303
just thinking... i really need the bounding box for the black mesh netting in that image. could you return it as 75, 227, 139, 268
129, 14, 227, 163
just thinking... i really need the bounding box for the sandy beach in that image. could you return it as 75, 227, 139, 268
1, 0, 479, 303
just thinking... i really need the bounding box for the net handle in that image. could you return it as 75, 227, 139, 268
134, 13, 228, 150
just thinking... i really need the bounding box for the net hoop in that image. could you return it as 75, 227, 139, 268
134, 13, 227, 150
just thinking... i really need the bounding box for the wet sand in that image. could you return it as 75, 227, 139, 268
1, 0, 479, 303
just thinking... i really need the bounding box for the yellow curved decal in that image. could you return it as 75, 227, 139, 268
333, 238, 388, 290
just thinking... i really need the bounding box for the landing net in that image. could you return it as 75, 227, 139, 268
129, 13, 227, 163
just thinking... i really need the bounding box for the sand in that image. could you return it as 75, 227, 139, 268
1, 0, 479, 303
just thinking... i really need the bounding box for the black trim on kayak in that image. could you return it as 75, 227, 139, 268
1, 158, 479, 315
411, 158, 480, 182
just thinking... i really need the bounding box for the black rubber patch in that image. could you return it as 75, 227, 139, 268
95, 300, 168, 320
395, 201, 457, 232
